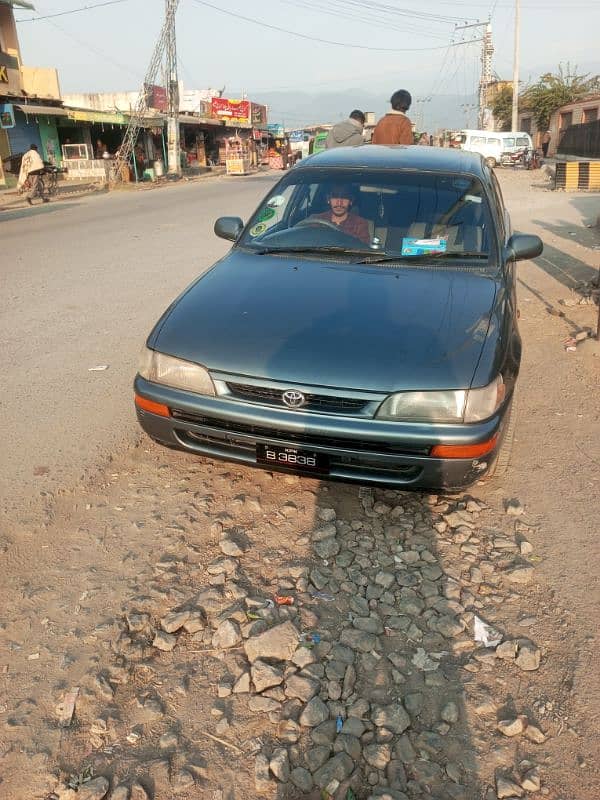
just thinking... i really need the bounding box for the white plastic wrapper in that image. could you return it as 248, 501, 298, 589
473, 615, 503, 647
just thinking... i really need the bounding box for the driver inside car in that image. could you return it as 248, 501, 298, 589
309, 184, 370, 244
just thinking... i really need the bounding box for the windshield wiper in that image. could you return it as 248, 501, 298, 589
250, 245, 371, 256
356, 251, 488, 264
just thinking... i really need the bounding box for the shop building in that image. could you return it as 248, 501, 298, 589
0, 0, 64, 185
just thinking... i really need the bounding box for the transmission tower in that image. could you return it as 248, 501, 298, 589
110, 0, 180, 183
479, 23, 494, 129
165, 0, 181, 176
455, 21, 494, 130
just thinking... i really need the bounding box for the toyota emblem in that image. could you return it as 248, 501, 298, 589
282, 390, 306, 409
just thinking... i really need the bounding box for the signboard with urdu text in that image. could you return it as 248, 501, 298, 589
211, 98, 251, 125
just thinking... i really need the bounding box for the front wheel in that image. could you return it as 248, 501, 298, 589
484, 395, 517, 480
46, 176, 58, 196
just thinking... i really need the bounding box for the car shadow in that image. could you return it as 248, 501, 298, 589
260, 477, 488, 800
528, 240, 599, 291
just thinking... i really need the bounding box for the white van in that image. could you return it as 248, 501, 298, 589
459, 129, 533, 167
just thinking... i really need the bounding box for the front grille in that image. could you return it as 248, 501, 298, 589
171, 409, 430, 456
226, 382, 369, 414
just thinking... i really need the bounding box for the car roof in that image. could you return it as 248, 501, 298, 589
296, 144, 488, 179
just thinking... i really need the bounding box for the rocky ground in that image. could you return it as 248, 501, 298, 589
0, 439, 591, 800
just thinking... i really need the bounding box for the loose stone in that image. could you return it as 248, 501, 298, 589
251, 660, 284, 692
76, 778, 110, 800
313, 753, 354, 789
171, 770, 195, 794
160, 610, 190, 633
290, 767, 314, 793
441, 701, 459, 724
244, 621, 300, 663
496, 774, 524, 798
497, 717, 525, 737
285, 673, 320, 702
372, 703, 411, 734
270, 747, 291, 782
212, 620, 242, 649
299, 696, 330, 727
363, 743, 392, 770
152, 631, 177, 652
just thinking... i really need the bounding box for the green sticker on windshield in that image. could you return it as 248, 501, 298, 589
250, 222, 267, 237
257, 207, 276, 222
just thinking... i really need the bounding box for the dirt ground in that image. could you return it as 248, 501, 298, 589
0, 169, 598, 800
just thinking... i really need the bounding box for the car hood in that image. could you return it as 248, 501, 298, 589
151, 251, 499, 392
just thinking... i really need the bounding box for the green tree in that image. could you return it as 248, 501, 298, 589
490, 86, 514, 131
522, 63, 600, 130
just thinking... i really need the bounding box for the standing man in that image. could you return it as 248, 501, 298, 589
17, 144, 47, 205
325, 110, 366, 149
541, 130, 551, 158
372, 90, 413, 145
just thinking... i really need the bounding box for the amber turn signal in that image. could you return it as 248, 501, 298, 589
430, 434, 498, 459
134, 394, 170, 418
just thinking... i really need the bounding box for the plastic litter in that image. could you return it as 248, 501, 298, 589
310, 591, 335, 602
88, 365, 109, 371
275, 595, 294, 606
264, 599, 275, 609
246, 612, 262, 620
300, 632, 321, 647
335, 714, 344, 733
473, 615, 503, 647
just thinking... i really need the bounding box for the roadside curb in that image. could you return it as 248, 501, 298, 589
0, 183, 106, 212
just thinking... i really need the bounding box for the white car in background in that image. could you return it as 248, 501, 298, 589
460, 129, 533, 168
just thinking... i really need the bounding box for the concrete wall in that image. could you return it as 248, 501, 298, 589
62, 92, 142, 113
21, 65, 61, 100
0, 5, 23, 95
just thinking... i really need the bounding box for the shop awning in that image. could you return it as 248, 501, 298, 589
16, 103, 67, 116
66, 109, 126, 124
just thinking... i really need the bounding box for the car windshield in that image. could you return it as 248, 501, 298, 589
238, 169, 494, 265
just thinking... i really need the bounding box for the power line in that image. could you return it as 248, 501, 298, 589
190, 0, 471, 52
42, 16, 143, 81
16, 0, 129, 22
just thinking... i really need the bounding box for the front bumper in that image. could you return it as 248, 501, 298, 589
134, 375, 507, 490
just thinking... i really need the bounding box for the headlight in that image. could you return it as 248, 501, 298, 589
376, 375, 505, 423
138, 347, 215, 396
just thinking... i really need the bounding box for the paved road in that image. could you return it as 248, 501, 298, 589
1, 174, 277, 518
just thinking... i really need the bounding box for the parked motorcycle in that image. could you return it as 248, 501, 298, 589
500, 147, 540, 170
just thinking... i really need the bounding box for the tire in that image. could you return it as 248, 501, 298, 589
485, 394, 517, 480
485, 157, 497, 169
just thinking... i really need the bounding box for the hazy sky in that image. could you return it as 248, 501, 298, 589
15, 0, 600, 128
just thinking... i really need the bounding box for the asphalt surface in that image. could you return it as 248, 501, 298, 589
0, 174, 277, 519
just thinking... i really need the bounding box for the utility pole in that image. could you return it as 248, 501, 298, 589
454, 21, 494, 130
511, 0, 520, 131
110, 0, 180, 184
165, 0, 181, 176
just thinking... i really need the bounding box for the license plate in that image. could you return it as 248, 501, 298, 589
256, 444, 329, 474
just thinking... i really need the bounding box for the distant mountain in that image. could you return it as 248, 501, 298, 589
251, 89, 478, 133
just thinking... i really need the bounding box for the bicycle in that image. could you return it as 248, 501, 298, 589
22, 163, 66, 203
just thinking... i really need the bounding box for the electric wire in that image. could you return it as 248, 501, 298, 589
189, 0, 473, 52
15, 0, 129, 23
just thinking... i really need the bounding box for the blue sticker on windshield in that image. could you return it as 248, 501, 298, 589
401, 237, 447, 256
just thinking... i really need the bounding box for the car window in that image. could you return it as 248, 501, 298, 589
516, 136, 529, 147
471, 136, 486, 145
503, 137, 515, 148
238, 169, 495, 266
247, 184, 295, 237
487, 138, 501, 146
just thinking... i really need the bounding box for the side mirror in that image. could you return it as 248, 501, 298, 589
214, 216, 244, 242
505, 233, 543, 262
